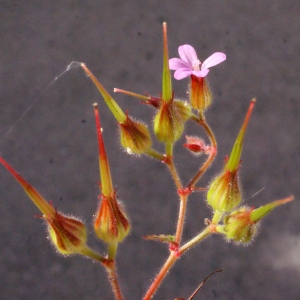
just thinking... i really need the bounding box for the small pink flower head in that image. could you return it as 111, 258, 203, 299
169, 45, 226, 80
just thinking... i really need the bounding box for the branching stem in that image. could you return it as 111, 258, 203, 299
144, 109, 218, 299
174, 193, 188, 244
187, 112, 217, 189
179, 225, 214, 255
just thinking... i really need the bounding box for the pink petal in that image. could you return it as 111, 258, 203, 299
201, 52, 226, 69
192, 68, 209, 77
169, 58, 191, 70
178, 45, 198, 65
174, 68, 192, 80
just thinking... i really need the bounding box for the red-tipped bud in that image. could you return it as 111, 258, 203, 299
93, 104, 131, 245
119, 114, 152, 155
207, 100, 256, 212
81, 64, 126, 124
184, 136, 213, 154
0, 157, 88, 255
94, 192, 130, 244
189, 75, 212, 111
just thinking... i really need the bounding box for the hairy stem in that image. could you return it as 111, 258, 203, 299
179, 225, 214, 255
143, 225, 215, 299
106, 262, 124, 300
80, 246, 107, 263
187, 112, 217, 189
143, 253, 178, 300
144, 113, 217, 298
146, 148, 165, 161
166, 157, 182, 191
174, 193, 188, 244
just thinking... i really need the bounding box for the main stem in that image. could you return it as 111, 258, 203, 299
142, 225, 215, 300
143, 112, 217, 299
164, 144, 186, 244
174, 193, 188, 244
143, 253, 178, 300
106, 262, 123, 300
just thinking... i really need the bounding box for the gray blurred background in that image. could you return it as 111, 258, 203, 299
0, 1, 299, 299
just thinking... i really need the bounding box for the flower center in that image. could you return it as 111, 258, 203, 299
192, 59, 201, 71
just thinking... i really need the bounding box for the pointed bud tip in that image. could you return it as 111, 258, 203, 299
250, 195, 294, 223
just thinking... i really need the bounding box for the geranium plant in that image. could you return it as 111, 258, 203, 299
0, 23, 293, 300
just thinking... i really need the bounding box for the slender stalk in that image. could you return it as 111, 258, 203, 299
211, 210, 223, 224
81, 245, 124, 300
187, 112, 217, 189
166, 158, 182, 191
106, 262, 124, 300
165, 143, 186, 244
187, 268, 223, 300
174, 193, 188, 244
142, 153, 184, 299
165, 142, 173, 158
143, 253, 178, 300
187, 150, 216, 189
108, 242, 118, 260
80, 245, 107, 263
146, 148, 165, 161
143, 225, 215, 299
179, 225, 214, 255
114, 88, 151, 101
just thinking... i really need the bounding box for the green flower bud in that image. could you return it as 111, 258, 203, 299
119, 115, 152, 155
47, 213, 88, 255
207, 169, 241, 212
154, 99, 191, 143
94, 193, 130, 244
218, 196, 293, 244
221, 207, 257, 243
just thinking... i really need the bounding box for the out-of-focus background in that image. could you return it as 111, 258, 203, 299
0, 1, 299, 299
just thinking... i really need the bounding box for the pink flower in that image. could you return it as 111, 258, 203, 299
169, 45, 226, 80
